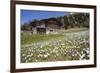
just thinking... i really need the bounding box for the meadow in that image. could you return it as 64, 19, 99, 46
21, 28, 90, 63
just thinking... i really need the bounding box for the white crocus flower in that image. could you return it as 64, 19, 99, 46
44, 55, 48, 58
22, 54, 25, 57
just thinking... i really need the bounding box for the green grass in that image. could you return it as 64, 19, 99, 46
21, 33, 65, 44
21, 28, 88, 45
61, 27, 88, 33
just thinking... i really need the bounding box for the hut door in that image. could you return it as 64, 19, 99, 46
37, 28, 46, 34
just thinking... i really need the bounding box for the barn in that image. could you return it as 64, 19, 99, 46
32, 18, 63, 34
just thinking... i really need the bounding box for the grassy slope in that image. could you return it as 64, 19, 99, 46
21, 28, 89, 62
61, 27, 88, 33
21, 28, 88, 45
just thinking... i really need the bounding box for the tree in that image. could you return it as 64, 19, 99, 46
29, 19, 38, 27
63, 16, 69, 29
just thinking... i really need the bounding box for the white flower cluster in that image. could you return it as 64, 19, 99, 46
21, 31, 90, 62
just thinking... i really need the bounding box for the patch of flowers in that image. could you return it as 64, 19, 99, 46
21, 30, 90, 63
